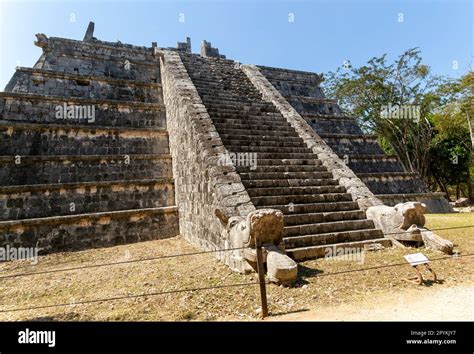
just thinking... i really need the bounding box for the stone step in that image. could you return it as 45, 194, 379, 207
211, 116, 291, 127
286, 237, 391, 260
242, 178, 338, 189
206, 106, 279, 116
239, 170, 333, 180
0, 154, 172, 185
199, 92, 261, 101
216, 128, 300, 138
241, 152, 319, 160
285, 228, 384, 250
251, 193, 353, 207
206, 110, 284, 119
227, 145, 312, 154
219, 134, 303, 143
0, 122, 169, 156
0, 206, 179, 253
194, 86, 258, 97
284, 210, 367, 226
283, 219, 375, 237
236, 165, 327, 173
201, 98, 274, 110
221, 138, 305, 148
246, 185, 346, 197
255, 158, 322, 166
0, 178, 175, 221
256, 201, 360, 214
213, 122, 295, 132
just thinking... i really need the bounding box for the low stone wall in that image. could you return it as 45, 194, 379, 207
242, 64, 383, 210
160, 51, 255, 272
377, 193, 452, 213
0, 179, 175, 220
0, 206, 179, 253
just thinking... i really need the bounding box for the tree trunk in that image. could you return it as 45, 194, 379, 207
433, 173, 450, 201
467, 111, 474, 150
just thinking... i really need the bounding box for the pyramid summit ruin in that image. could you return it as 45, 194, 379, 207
0, 23, 452, 277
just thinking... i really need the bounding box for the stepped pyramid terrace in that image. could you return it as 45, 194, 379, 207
0, 23, 454, 282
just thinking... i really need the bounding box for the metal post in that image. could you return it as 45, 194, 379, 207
255, 241, 268, 318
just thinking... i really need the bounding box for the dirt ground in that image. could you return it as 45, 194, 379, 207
269, 285, 473, 321
0, 213, 472, 321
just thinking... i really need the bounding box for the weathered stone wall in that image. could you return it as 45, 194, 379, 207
0, 179, 174, 220
0, 29, 179, 253
345, 156, 403, 173
8, 68, 162, 103
242, 64, 383, 210
160, 50, 254, 272
286, 97, 343, 116
362, 174, 428, 194
305, 117, 364, 135
323, 135, 386, 155
30, 35, 161, 83
0, 154, 172, 185
0, 92, 166, 128
377, 193, 452, 213
0, 206, 178, 253
0, 124, 169, 155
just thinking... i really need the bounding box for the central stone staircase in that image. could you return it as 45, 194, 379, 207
180, 53, 390, 260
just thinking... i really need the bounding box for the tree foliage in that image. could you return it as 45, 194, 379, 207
323, 49, 473, 200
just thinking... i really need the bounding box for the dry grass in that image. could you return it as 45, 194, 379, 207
0, 213, 472, 321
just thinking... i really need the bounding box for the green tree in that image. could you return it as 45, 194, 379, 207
430, 72, 473, 200
323, 49, 473, 201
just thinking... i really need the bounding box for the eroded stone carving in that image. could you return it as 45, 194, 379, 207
215, 208, 298, 285
367, 202, 453, 254
34, 33, 49, 49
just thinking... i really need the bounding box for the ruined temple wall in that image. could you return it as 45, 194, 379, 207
160, 50, 255, 272
0, 34, 180, 253
33, 36, 161, 82
7, 68, 162, 103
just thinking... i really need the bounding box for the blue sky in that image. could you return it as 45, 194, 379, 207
0, 0, 472, 89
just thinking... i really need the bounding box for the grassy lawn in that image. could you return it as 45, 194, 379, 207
0, 213, 472, 321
